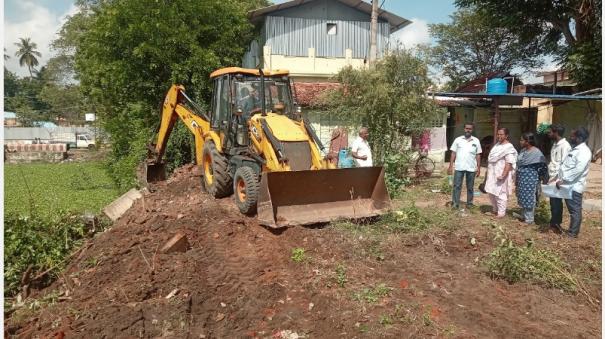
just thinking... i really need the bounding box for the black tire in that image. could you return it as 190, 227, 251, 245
202, 142, 233, 198
233, 166, 260, 215
87, 144, 96, 150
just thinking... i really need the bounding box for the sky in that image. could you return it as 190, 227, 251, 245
4, 0, 554, 82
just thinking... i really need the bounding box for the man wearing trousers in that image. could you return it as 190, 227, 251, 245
448, 122, 482, 209
545, 124, 572, 233
554, 127, 592, 238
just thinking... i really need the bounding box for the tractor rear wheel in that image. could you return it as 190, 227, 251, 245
202, 142, 233, 198
233, 166, 260, 215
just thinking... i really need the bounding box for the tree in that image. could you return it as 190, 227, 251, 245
63, 0, 266, 189
429, 8, 543, 90
14, 37, 42, 78
456, 0, 602, 90
319, 49, 443, 162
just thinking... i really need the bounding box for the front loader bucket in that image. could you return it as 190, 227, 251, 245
257, 167, 391, 228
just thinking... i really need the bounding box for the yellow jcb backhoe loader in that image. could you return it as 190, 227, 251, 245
144, 67, 390, 227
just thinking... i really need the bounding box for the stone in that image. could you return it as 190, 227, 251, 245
160, 232, 189, 253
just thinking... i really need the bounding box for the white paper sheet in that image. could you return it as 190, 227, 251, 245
541, 184, 573, 199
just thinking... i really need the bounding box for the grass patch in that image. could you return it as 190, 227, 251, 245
353, 283, 392, 303
485, 236, 577, 291
376, 206, 430, 234
5, 162, 120, 218
291, 248, 307, 263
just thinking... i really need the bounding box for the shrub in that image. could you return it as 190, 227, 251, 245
384, 152, 413, 197
4, 213, 98, 297
485, 237, 576, 291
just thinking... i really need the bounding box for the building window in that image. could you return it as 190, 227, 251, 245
327, 23, 337, 35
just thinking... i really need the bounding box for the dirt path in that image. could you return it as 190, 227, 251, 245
6, 165, 601, 338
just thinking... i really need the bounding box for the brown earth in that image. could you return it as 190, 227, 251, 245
6, 165, 602, 338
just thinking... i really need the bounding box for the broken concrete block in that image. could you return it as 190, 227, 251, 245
161, 232, 189, 253
103, 189, 142, 221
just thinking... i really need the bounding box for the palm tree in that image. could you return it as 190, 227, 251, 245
14, 37, 42, 78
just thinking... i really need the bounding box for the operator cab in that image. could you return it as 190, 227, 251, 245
234, 76, 295, 117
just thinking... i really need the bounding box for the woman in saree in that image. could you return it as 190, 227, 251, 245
485, 127, 518, 217
515, 132, 548, 224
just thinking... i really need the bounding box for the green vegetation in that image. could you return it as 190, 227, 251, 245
318, 49, 444, 163
485, 236, 577, 291
334, 264, 347, 287
456, 0, 601, 90
353, 283, 391, 303
4, 162, 118, 297
291, 248, 307, 263
4, 162, 120, 218
57, 0, 267, 189
4, 213, 107, 297
429, 8, 542, 90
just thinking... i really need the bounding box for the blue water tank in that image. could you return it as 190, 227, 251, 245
486, 78, 508, 94
338, 149, 355, 168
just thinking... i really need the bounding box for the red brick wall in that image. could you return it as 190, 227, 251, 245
293, 82, 340, 106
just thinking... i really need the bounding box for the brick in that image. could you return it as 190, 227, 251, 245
160, 232, 189, 253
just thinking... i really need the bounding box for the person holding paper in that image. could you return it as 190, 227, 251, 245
554, 127, 592, 238
545, 124, 572, 233
515, 132, 548, 224
484, 127, 517, 218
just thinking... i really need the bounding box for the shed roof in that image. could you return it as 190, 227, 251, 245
210, 67, 289, 78
4, 112, 16, 119
249, 0, 411, 33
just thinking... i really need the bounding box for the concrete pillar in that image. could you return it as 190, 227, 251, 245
263, 45, 272, 70
308, 47, 316, 72
345, 49, 352, 66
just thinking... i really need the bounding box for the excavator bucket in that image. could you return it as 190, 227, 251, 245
144, 161, 167, 183
257, 167, 391, 228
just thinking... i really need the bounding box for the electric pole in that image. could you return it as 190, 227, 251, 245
369, 0, 378, 67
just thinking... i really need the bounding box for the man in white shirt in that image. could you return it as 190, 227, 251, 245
351, 127, 373, 167
448, 122, 482, 209
555, 127, 592, 238
545, 124, 572, 233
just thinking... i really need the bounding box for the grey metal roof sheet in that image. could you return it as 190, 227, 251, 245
249, 0, 411, 33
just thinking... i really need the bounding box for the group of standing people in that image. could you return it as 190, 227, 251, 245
449, 122, 592, 238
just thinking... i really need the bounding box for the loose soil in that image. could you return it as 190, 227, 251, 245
6, 165, 602, 338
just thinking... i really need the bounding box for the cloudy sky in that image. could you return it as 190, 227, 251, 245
4, 0, 553, 82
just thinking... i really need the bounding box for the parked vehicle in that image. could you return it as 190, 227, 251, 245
51, 132, 96, 150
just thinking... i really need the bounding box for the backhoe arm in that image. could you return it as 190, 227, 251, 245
149, 84, 211, 165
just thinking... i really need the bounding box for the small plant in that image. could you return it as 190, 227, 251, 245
534, 199, 551, 225
441, 175, 453, 195
334, 264, 347, 287
379, 314, 393, 326
422, 311, 433, 326
353, 283, 392, 303
291, 248, 307, 263
367, 240, 385, 261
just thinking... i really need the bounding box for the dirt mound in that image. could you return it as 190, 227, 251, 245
6, 165, 601, 338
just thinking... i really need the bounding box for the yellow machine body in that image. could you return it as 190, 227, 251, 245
146, 68, 390, 227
